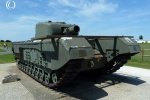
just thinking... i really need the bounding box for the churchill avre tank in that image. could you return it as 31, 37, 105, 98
12, 21, 140, 88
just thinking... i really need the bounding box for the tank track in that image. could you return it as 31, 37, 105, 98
17, 59, 82, 88
102, 55, 129, 74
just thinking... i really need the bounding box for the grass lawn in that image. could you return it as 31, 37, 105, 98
0, 48, 5, 52
0, 54, 15, 64
127, 61, 150, 69
126, 43, 150, 69
0, 42, 12, 47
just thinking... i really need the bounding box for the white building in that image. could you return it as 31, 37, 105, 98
136, 40, 150, 43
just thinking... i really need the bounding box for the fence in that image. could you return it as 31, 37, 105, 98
141, 49, 150, 61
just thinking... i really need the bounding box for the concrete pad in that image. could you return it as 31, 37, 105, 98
0, 82, 35, 100
0, 63, 150, 100
0, 63, 34, 100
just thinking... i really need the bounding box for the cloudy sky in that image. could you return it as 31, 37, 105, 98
0, 0, 150, 41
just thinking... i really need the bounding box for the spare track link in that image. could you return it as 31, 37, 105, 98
17, 59, 82, 88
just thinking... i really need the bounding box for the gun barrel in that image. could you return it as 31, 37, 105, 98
69, 25, 80, 33
64, 25, 80, 35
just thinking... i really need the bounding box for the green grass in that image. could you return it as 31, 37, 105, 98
139, 43, 150, 49
0, 42, 12, 47
126, 43, 150, 69
0, 48, 5, 52
127, 61, 150, 69
0, 54, 15, 64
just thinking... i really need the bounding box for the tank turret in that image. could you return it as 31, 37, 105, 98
35, 21, 80, 39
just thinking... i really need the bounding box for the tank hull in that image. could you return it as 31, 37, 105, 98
12, 36, 140, 88
13, 36, 140, 69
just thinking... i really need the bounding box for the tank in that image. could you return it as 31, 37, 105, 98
12, 21, 140, 88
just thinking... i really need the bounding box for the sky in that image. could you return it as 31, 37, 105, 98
0, 0, 150, 41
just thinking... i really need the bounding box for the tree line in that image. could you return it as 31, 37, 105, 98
0, 40, 12, 42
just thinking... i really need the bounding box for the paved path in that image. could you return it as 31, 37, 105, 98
0, 63, 34, 100
0, 63, 150, 100
0, 47, 12, 55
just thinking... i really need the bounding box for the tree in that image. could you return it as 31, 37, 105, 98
5, 40, 12, 42
139, 35, 143, 40
0, 40, 4, 42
